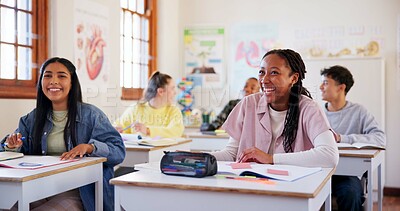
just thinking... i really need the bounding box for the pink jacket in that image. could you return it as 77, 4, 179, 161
222, 93, 331, 160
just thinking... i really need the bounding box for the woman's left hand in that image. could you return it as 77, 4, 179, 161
60, 144, 93, 160
238, 147, 273, 164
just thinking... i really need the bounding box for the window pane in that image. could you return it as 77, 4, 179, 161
128, 0, 137, 12
120, 0, 128, 9
142, 18, 148, 41
132, 14, 140, 39
120, 35, 124, 62
123, 62, 132, 88
132, 63, 140, 88
0, 44, 16, 79
124, 36, 132, 63
142, 41, 148, 65
141, 65, 148, 88
1, 7, 16, 43
133, 38, 140, 64
137, 0, 144, 14
17, 11, 32, 45
124, 11, 132, 37
17, 0, 31, 11
0, 0, 15, 7
17, 46, 31, 80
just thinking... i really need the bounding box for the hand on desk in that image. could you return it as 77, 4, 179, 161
60, 143, 94, 160
238, 147, 273, 164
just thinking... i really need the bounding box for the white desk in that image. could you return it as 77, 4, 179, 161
120, 139, 192, 167
111, 162, 334, 211
185, 132, 229, 151
336, 149, 385, 211
0, 156, 105, 211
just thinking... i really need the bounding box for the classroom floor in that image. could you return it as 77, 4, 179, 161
374, 196, 400, 211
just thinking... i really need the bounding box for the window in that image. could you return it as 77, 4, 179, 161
0, 0, 48, 99
120, 0, 157, 100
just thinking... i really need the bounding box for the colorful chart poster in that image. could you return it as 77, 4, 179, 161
183, 27, 225, 88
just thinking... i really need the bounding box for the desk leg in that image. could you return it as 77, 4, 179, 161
366, 170, 373, 211
378, 164, 382, 211
18, 198, 28, 211
324, 178, 332, 211
95, 165, 103, 211
114, 186, 121, 211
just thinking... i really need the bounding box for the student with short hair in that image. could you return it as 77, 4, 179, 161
320, 65, 386, 211
1, 57, 125, 211
114, 71, 184, 138
211, 49, 339, 168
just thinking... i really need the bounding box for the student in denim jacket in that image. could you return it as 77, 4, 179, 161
1, 57, 125, 211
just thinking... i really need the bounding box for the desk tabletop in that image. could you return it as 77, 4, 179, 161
125, 139, 192, 152
339, 149, 383, 158
0, 156, 106, 182
110, 162, 334, 198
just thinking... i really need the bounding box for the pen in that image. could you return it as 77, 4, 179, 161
1, 137, 25, 147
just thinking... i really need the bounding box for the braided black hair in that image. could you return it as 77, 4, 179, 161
262, 49, 312, 153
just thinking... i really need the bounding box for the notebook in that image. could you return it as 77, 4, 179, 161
138, 138, 178, 147
0, 151, 24, 161
337, 142, 385, 150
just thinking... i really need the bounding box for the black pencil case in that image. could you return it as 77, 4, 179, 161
160, 151, 218, 178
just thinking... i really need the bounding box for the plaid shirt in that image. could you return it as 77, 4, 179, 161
210, 99, 240, 130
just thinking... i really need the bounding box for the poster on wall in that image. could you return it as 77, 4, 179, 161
229, 23, 279, 99
183, 26, 225, 88
73, 0, 109, 92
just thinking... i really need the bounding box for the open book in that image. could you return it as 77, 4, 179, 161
337, 142, 385, 150
217, 162, 322, 182
0, 151, 24, 161
0, 155, 79, 170
138, 137, 178, 147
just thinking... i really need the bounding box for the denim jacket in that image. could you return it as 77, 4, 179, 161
1, 102, 126, 211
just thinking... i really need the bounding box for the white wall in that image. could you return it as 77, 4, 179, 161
0, 0, 399, 188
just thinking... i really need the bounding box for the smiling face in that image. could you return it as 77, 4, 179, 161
41, 62, 72, 110
258, 54, 299, 111
320, 75, 343, 102
243, 78, 260, 96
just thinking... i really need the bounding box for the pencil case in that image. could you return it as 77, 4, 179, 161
160, 151, 218, 178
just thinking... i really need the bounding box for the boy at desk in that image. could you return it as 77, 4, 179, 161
114, 71, 184, 138
0, 57, 125, 211
320, 65, 386, 211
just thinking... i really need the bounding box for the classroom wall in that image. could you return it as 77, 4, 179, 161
0, 0, 399, 188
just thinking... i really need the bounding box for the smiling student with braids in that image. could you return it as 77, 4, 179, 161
211, 49, 339, 168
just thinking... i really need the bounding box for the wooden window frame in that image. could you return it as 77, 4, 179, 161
0, 0, 48, 99
120, 0, 157, 100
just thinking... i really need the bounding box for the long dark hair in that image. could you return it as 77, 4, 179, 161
32, 57, 82, 155
262, 49, 311, 153
142, 71, 172, 103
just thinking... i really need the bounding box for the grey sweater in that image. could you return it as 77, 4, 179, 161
324, 101, 386, 146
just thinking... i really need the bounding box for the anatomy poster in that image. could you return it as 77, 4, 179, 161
230, 23, 279, 99
74, 0, 109, 90
183, 26, 225, 88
